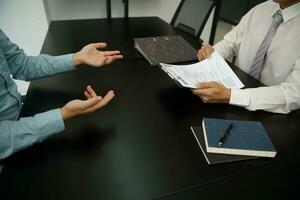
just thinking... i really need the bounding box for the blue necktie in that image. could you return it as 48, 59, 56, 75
249, 10, 283, 80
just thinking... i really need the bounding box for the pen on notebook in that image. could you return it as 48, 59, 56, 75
218, 122, 235, 147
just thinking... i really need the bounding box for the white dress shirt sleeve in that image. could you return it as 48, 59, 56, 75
213, 7, 254, 60
212, 3, 300, 114
230, 57, 300, 114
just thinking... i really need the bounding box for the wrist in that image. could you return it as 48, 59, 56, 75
60, 107, 73, 121
73, 52, 83, 66
225, 88, 231, 103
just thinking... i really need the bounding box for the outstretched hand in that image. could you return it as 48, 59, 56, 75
60, 85, 115, 121
73, 43, 123, 67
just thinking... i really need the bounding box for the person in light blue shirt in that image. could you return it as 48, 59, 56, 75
0, 29, 123, 160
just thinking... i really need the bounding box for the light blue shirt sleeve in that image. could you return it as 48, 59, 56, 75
0, 29, 75, 160
0, 109, 65, 160
0, 29, 76, 81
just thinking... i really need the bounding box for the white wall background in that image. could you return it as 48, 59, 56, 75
0, 0, 214, 54
44, 0, 180, 23
0, 0, 49, 95
44, 0, 213, 42
0, 0, 49, 55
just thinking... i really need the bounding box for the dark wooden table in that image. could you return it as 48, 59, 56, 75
0, 17, 299, 200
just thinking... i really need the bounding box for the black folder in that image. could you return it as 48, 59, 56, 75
134, 35, 197, 66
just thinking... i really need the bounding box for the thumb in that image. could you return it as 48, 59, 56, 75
94, 42, 107, 49
81, 97, 101, 110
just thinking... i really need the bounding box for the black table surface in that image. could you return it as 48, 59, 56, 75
159, 155, 300, 200
1, 17, 300, 200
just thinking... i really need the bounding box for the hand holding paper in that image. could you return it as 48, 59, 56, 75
160, 52, 244, 104
160, 52, 244, 89
192, 81, 231, 104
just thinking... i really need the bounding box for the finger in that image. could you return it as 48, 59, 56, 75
202, 96, 210, 103
204, 46, 213, 58
81, 97, 102, 110
105, 55, 123, 64
95, 90, 115, 108
207, 45, 215, 58
94, 42, 107, 49
97, 57, 108, 66
197, 81, 217, 89
192, 88, 212, 96
103, 50, 121, 56
192, 90, 214, 103
114, 55, 123, 59
201, 44, 215, 59
84, 91, 92, 99
201, 96, 220, 104
84, 90, 115, 113
106, 57, 113, 65
200, 44, 207, 59
85, 91, 103, 100
87, 85, 97, 98
197, 50, 204, 61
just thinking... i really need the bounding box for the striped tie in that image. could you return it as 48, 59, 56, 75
249, 10, 283, 80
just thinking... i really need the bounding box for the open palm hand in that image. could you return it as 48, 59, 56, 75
60, 85, 115, 121
73, 43, 123, 67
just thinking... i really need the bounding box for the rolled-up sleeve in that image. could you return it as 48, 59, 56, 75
0, 109, 65, 160
0, 29, 75, 81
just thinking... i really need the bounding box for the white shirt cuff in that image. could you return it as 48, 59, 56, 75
229, 88, 250, 107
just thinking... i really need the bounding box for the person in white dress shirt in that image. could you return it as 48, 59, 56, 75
194, 0, 300, 114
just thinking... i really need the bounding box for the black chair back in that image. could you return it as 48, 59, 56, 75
171, 0, 222, 44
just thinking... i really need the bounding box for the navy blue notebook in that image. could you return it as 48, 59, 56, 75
191, 126, 257, 165
202, 118, 276, 158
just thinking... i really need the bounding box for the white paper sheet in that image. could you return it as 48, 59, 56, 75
160, 52, 244, 89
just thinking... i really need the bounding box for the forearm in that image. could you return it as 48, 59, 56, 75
213, 7, 252, 61
11, 54, 76, 81
213, 24, 242, 60
0, 30, 76, 81
214, 39, 237, 60
230, 85, 300, 114
0, 109, 65, 160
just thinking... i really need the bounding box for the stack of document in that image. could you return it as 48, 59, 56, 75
160, 52, 244, 89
